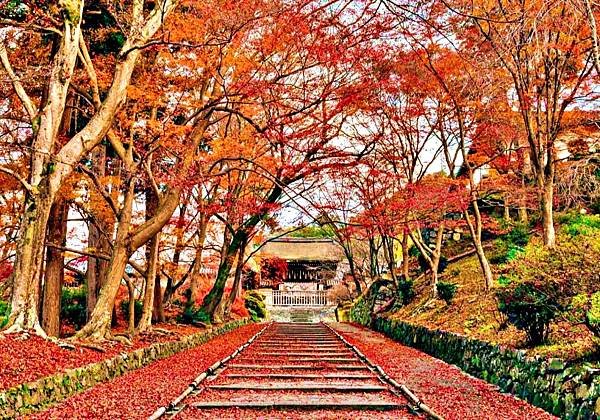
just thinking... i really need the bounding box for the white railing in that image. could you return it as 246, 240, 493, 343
271, 290, 329, 307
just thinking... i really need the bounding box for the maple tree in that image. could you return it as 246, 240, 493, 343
440, 0, 599, 247
0, 0, 178, 335
0, 0, 597, 343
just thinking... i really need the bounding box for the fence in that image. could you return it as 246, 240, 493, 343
269, 290, 330, 307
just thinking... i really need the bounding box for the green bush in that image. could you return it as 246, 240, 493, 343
349, 279, 392, 326
437, 281, 458, 304
244, 291, 267, 321
396, 279, 415, 305
496, 280, 561, 345
0, 300, 9, 328
120, 299, 143, 325
490, 224, 530, 264
505, 223, 530, 247
61, 287, 87, 330
586, 292, 600, 337
179, 306, 211, 325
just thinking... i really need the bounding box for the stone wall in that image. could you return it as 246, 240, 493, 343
0, 319, 249, 418
355, 315, 600, 419
268, 306, 336, 322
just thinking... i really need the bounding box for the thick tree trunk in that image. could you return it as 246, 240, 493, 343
138, 189, 160, 332
202, 233, 243, 322
222, 238, 248, 318
4, 1, 176, 335
74, 179, 136, 342
86, 146, 110, 320
139, 234, 159, 331
41, 200, 68, 337
152, 274, 165, 323
5, 193, 54, 335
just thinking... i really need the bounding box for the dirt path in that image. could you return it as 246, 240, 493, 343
329, 322, 555, 420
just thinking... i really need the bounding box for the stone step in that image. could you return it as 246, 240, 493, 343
227, 364, 369, 370
207, 383, 387, 392
190, 400, 404, 410
257, 352, 352, 357
251, 346, 346, 350
222, 373, 376, 380
259, 341, 338, 344
236, 357, 358, 363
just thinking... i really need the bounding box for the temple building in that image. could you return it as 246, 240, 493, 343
255, 237, 346, 320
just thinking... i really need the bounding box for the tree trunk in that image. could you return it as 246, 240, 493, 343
409, 224, 444, 298
189, 215, 208, 305
5, 193, 54, 335
138, 188, 160, 332
541, 178, 556, 247
503, 200, 511, 222
401, 230, 410, 282
152, 274, 165, 323
223, 238, 248, 318
41, 200, 68, 337
201, 233, 244, 322
86, 146, 110, 320
368, 237, 379, 278
74, 178, 136, 342
3, 1, 176, 335
518, 206, 528, 224
463, 203, 494, 290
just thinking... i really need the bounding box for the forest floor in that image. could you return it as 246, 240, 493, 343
27, 323, 263, 419
390, 251, 596, 362
330, 323, 555, 420
0, 322, 210, 391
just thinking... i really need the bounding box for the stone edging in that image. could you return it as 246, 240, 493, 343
0, 319, 249, 418
363, 316, 600, 419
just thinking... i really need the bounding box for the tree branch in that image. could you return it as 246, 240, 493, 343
0, 41, 37, 120
0, 166, 34, 193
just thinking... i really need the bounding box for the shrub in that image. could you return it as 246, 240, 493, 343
61, 287, 87, 330
490, 224, 530, 264
505, 223, 530, 247
586, 292, 600, 338
500, 234, 600, 296
396, 279, 415, 305
244, 291, 267, 321
437, 281, 458, 304
119, 299, 143, 325
180, 306, 211, 325
0, 300, 8, 328
496, 280, 561, 345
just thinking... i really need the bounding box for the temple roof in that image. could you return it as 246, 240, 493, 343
258, 237, 344, 262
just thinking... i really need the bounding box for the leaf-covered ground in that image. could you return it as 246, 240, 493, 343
0, 323, 202, 391
330, 323, 556, 420
28, 323, 263, 419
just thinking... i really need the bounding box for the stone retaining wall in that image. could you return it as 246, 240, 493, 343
0, 319, 249, 418
357, 315, 600, 419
